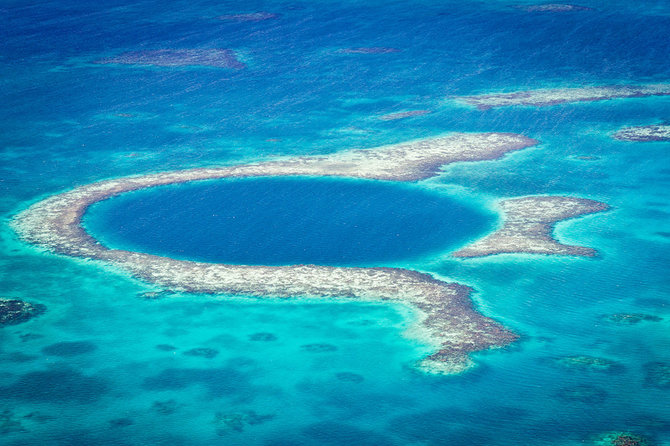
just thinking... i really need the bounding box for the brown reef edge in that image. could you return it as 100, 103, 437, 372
11, 132, 608, 373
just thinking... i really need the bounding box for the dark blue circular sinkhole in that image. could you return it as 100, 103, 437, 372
84, 177, 493, 266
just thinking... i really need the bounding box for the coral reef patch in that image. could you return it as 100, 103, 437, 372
378, 110, 432, 121
644, 362, 670, 389
95, 49, 245, 69
457, 84, 670, 110
452, 196, 609, 257
213, 410, 275, 435
556, 384, 608, 403
0, 298, 46, 326
602, 314, 663, 325
591, 431, 651, 446
551, 355, 624, 373
183, 347, 219, 359
613, 124, 670, 142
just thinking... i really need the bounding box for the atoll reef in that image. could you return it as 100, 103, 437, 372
457, 84, 670, 110
11, 132, 609, 373
218, 12, 279, 22
0, 298, 45, 326
613, 124, 670, 142
514, 4, 592, 12
592, 431, 651, 446
452, 196, 609, 257
378, 110, 432, 121
94, 49, 246, 69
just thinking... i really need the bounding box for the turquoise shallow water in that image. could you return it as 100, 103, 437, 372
2, 0, 670, 445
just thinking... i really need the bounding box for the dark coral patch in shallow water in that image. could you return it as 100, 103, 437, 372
212, 410, 275, 435
550, 355, 624, 373
0, 298, 45, 326
42, 341, 97, 357
602, 314, 662, 325
591, 431, 651, 446
20, 333, 43, 342
643, 362, 670, 389
1, 368, 108, 403
335, 372, 365, 383
183, 347, 219, 359
139, 290, 175, 300
142, 366, 255, 398
4, 352, 39, 363
156, 344, 177, 352
0, 409, 26, 435
152, 399, 182, 415
249, 332, 277, 342
301, 343, 338, 353
109, 417, 134, 428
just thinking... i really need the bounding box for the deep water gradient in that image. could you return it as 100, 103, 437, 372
84, 177, 493, 265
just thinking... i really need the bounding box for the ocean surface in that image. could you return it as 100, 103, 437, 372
2, 0, 670, 445
83, 177, 493, 266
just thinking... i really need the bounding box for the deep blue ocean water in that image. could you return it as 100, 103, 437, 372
84, 177, 493, 266
1, 0, 670, 445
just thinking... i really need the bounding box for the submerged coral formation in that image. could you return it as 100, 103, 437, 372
514, 4, 592, 12
457, 84, 670, 110
552, 355, 623, 373
613, 124, 670, 142
95, 49, 245, 69
338, 47, 400, 54
452, 196, 609, 257
602, 314, 663, 325
378, 110, 432, 121
218, 12, 279, 21
0, 298, 46, 326
592, 431, 651, 446
183, 348, 219, 359
10, 132, 608, 373
644, 362, 670, 389
213, 410, 275, 435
